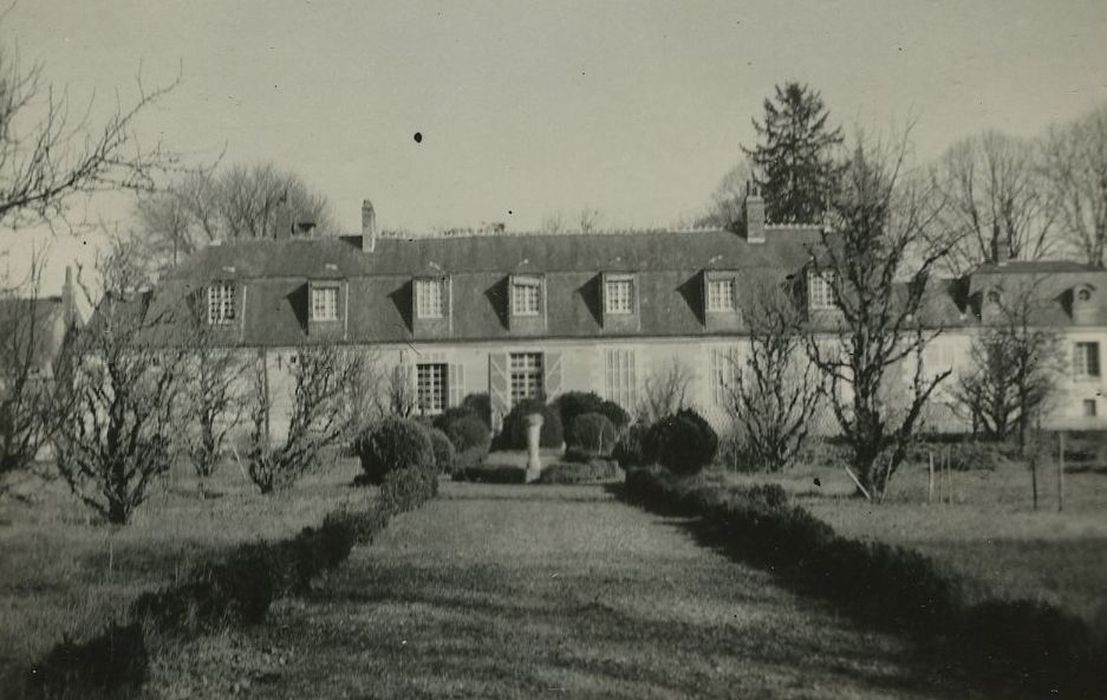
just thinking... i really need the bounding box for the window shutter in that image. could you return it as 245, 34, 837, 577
449, 362, 466, 408
544, 351, 563, 400
489, 353, 509, 432
1091, 344, 1101, 377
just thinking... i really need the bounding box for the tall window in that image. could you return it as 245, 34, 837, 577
605, 277, 634, 314
710, 347, 738, 406
1073, 342, 1101, 378
509, 352, 543, 404
207, 282, 235, 325
416, 278, 446, 319
1083, 399, 1098, 417
512, 278, 541, 316
417, 363, 447, 414
706, 278, 736, 312
808, 272, 835, 310
604, 349, 637, 410
312, 286, 338, 321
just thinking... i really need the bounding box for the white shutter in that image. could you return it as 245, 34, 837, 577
544, 351, 563, 399
449, 362, 466, 408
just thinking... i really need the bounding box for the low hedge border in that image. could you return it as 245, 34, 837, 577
622, 466, 1105, 699
23, 466, 439, 700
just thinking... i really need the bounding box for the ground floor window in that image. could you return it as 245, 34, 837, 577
510, 352, 543, 404
417, 363, 447, 413
1084, 398, 1098, 417
1073, 342, 1101, 378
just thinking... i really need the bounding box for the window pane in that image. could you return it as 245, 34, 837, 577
312, 287, 338, 321
509, 352, 543, 404
605, 279, 633, 314
416, 279, 445, 318
707, 279, 735, 312
208, 282, 235, 324
512, 281, 540, 316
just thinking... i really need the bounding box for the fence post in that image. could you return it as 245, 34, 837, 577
928, 451, 934, 505
1057, 432, 1065, 512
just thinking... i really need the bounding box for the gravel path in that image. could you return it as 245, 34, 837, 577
151, 483, 969, 699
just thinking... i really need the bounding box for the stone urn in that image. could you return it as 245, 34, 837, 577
525, 412, 544, 482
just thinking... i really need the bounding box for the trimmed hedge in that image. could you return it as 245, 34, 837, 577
565, 412, 617, 455
537, 459, 621, 484
644, 408, 717, 475
612, 422, 650, 469
354, 417, 434, 484
29, 466, 438, 699
452, 464, 526, 484
442, 414, 492, 455
622, 466, 1106, 698
423, 426, 457, 474
555, 391, 631, 433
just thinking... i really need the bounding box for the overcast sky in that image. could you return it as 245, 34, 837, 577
4, 0, 1107, 292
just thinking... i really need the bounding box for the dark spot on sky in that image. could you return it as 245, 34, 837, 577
413, 132, 423, 143
508, 210, 513, 215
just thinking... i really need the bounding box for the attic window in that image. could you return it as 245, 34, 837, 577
311, 285, 338, 321
1078, 288, 1092, 302
706, 278, 737, 312
511, 276, 542, 316
207, 281, 235, 325
604, 276, 635, 315
808, 272, 835, 310
415, 278, 447, 319
987, 290, 1001, 305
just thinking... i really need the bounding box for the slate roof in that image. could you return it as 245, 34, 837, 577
138, 229, 1107, 347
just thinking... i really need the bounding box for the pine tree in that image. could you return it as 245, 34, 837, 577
742, 82, 845, 224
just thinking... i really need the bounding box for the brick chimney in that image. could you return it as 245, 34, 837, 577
744, 182, 765, 243
361, 199, 377, 252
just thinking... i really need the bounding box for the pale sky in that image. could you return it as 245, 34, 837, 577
4, 0, 1107, 293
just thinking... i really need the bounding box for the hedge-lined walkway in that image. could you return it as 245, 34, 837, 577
150, 482, 969, 698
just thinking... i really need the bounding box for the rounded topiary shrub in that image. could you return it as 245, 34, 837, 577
423, 426, 457, 474
598, 400, 631, 430
566, 412, 618, 455
646, 408, 718, 475
555, 391, 605, 432
354, 417, 434, 485
501, 398, 563, 450
461, 393, 492, 428
442, 414, 492, 455
613, 422, 650, 469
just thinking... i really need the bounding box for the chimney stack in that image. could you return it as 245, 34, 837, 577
62, 266, 75, 326
992, 238, 1010, 266
744, 182, 765, 243
361, 199, 377, 252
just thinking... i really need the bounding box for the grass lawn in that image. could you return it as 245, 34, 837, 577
723, 456, 1107, 625
0, 455, 367, 689
149, 482, 975, 698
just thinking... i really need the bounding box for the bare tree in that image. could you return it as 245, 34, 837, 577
0, 40, 179, 232
638, 358, 693, 424
952, 277, 1063, 451
181, 317, 245, 480
1040, 103, 1107, 268
696, 158, 754, 229
930, 131, 1057, 274
807, 130, 952, 499
52, 242, 183, 524
539, 211, 566, 235
729, 274, 823, 471
0, 253, 73, 487
245, 344, 366, 494
388, 364, 417, 418
578, 207, 602, 233
135, 162, 334, 268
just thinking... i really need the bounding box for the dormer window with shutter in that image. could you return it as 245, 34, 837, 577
207, 281, 236, 325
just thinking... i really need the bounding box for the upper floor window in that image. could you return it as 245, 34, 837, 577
808, 271, 835, 310
311, 286, 338, 321
1078, 288, 1092, 302
415, 278, 446, 319
605, 277, 634, 315
706, 278, 737, 312
512, 277, 541, 316
1073, 342, 1101, 378
207, 282, 235, 325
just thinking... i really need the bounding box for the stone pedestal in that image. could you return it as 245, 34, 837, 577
525, 412, 544, 483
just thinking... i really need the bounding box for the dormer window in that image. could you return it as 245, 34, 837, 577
415, 277, 447, 319
604, 275, 635, 315
311, 285, 338, 321
808, 271, 835, 310
207, 281, 235, 325
706, 278, 737, 312
1078, 288, 1092, 302
511, 276, 542, 316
